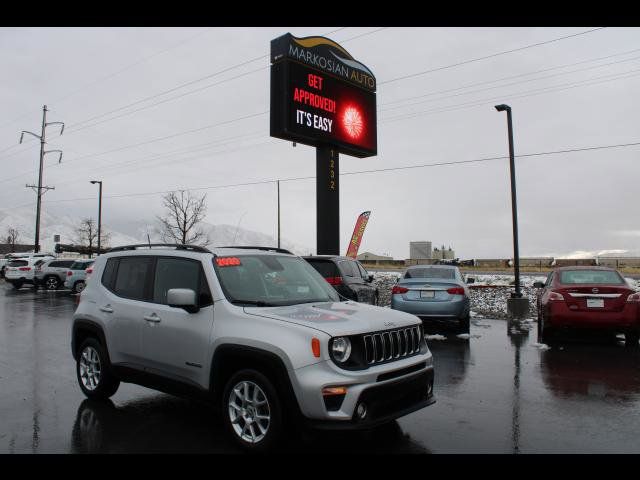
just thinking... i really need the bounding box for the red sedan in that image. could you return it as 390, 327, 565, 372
534, 267, 640, 345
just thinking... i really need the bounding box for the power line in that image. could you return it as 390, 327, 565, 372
3, 138, 636, 210
379, 27, 607, 86
380, 52, 640, 112
57, 27, 385, 136
0, 28, 214, 132
381, 66, 640, 124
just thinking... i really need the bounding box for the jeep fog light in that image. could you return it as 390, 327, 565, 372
331, 337, 351, 363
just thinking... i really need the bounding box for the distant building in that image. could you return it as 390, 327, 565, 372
357, 251, 393, 261
0, 243, 34, 255
410, 241, 432, 260
432, 245, 455, 260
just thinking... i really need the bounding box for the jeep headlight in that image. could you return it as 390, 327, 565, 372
331, 337, 351, 363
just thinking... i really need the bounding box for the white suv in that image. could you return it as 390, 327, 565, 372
71, 244, 435, 451
4, 255, 55, 289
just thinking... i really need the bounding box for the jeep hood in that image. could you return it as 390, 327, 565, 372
244, 301, 421, 336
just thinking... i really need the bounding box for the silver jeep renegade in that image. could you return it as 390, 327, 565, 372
71, 244, 435, 451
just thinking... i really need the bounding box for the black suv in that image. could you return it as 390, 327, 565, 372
303, 255, 379, 305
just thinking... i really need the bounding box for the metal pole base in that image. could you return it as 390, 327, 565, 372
507, 297, 530, 319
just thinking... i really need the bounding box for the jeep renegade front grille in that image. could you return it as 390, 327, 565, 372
363, 326, 422, 365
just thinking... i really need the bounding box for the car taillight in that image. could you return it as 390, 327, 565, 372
325, 276, 343, 286
392, 285, 409, 294
85, 267, 93, 274
447, 287, 465, 295
548, 291, 565, 301
18, 267, 31, 271
67, 271, 73, 276
627, 293, 640, 303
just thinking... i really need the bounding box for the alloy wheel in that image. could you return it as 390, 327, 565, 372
228, 380, 271, 444
79, 346, 101, 391
45, 277, 59, 290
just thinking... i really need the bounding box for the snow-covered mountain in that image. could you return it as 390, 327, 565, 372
0, 207, 312, 255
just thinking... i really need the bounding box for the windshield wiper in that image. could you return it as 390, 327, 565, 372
231, 299, 276, 307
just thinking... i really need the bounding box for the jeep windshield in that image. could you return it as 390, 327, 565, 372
214, 254, 340, 307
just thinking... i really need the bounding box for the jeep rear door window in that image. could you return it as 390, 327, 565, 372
113, 257, 153, 301
215, 255, 340, 306
152, 258, 200, 305
559, 270, 624, 285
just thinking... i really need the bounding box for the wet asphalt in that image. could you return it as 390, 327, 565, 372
1, 281, 640, 454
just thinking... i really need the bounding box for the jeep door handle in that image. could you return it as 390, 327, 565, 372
144, 314, 161, 324
99, 305, 114, 313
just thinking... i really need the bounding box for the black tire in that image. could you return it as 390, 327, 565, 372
221, 369, 283, 452
44, 276, 60, 290
76, 338, 120, 400
458, 314, 470, 334
73, 281, 86, 294
625, 331, 640, 347
11, 281, 23, 290
539, 313, 556, 344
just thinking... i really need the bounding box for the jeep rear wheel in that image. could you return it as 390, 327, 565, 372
222, 369, 283, 452
76, 338, 120, 399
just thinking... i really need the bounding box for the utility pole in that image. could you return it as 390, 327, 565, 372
90, 180, 103, 255
20, 105, 64, 253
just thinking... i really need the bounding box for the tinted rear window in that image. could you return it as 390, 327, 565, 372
559, 270, 624, 285
404, 268, 456, 279
70, 261, 94, 270
8, 260, 28, 267
305, 260, 339, 278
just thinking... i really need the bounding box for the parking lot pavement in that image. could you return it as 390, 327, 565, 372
1, 281, 640, 453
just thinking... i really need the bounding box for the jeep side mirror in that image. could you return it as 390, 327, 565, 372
167, 288, 199, 313
367, 274, 374, 283
533, 281, 545, 288
466, 277, 475, 284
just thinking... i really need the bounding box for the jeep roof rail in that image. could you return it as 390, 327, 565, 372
217, 246, 294, 255
107, 244, 212, 253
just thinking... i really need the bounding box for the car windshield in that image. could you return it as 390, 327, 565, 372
214, 254, 340, 307
404, 267, 456, 279
559, 270, 625, 285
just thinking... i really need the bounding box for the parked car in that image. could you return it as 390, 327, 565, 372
390, 265, 471, 334
302, 255, 379, 305
71, 244, 435, 451
4, 255, 55, 289
34, 258, 77, 290
534, 266, 640, 345
64, 259, 95, 293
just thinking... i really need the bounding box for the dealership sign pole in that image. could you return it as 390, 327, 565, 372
270, 34, 377, 255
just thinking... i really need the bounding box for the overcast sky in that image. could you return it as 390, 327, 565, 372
1, 27, 639, 259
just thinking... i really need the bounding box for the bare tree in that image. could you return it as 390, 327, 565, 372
157, 190, 210, 246
6, 228, 20, 252
75, 218, 111, 257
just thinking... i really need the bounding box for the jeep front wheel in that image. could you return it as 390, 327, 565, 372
222, 369, 283, 452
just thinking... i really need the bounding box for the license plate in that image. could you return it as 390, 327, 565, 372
420, 290, 435, 298
587, 298, 604, 308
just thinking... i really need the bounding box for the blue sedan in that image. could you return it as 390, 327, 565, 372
391, 265, 471, 333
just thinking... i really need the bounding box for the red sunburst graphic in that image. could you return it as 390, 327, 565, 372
342, 106, 364, 139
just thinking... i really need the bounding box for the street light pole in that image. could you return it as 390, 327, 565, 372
90, 180, 102, 255
495, 104, 529, 318
277, 179, 281, 249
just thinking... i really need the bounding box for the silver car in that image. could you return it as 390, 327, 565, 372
391, 265, 471, 334
71, 244, 435, 451
64, 259, 94, 293
34, 258, 76, 290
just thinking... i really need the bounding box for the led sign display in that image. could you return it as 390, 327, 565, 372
270, 34, 377, 158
